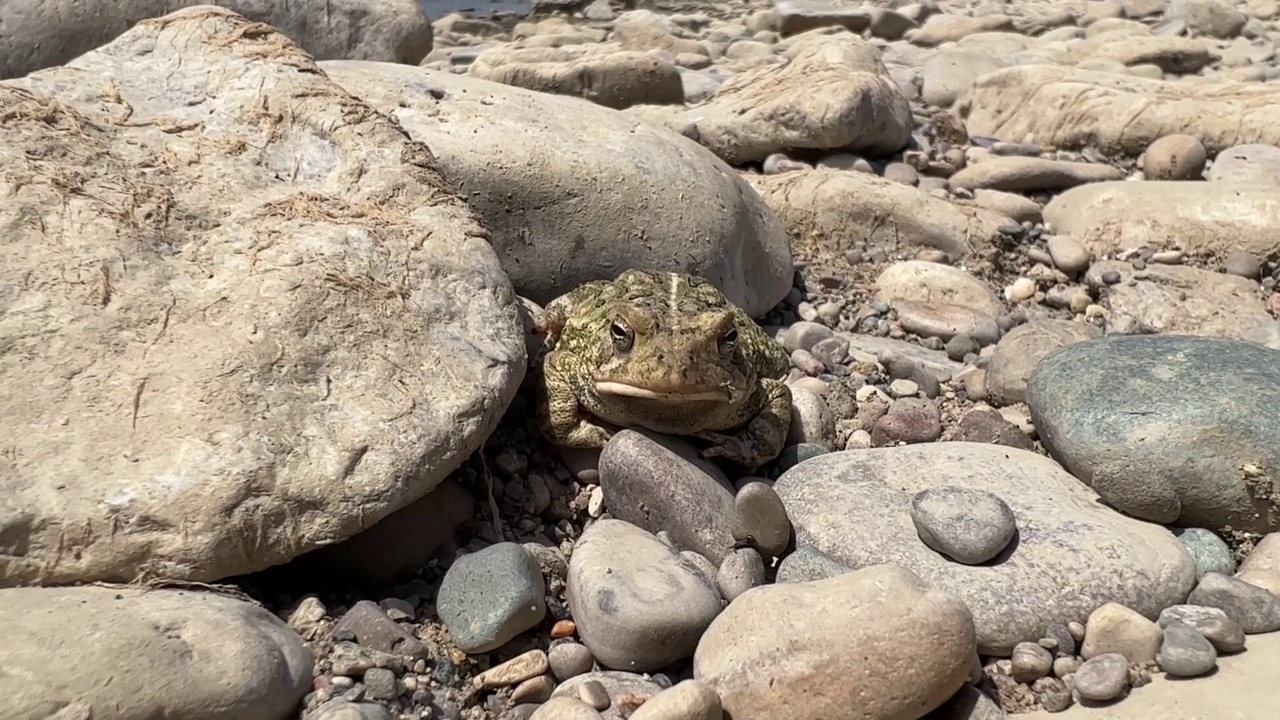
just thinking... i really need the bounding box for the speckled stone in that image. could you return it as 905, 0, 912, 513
436, 542, 547, 654
1027, 335, 1280, 532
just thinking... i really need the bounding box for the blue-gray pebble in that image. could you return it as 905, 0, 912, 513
436, 542, 547, 653
1175, 528, 1237, 578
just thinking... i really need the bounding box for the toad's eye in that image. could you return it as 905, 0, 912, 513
610, 319, 634, 353
719, 327, 738, 355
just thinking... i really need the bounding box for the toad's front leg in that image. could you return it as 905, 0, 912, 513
696, 378, 792, 469
537, 359, 613, 449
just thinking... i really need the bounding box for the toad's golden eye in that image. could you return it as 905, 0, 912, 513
610, 319, 634, 353
719, 327, 738, 355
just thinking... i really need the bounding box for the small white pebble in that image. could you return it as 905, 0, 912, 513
331, 676, 354, 688
587, 486, 605, 518
888, 379, 919, 398
1008, 277, 1037, 301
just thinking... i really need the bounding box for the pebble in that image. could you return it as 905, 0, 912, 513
1045, 235, 1092, 275
1010, 641, 1054, 683
775, 545, 852, 584
628, 679, 722, 720
1082, 602, 1162, 664
1074, 653, 1130, 702
910, 486, 1017, 565
1157, 623, 1218, 677
732, 481, 792, 558
511, 675, 557, 705
529, 697, 605, 720
1007, 277, 1037, 301
474, 650, 550, 690
717, 547, 767, 601
436, 543, 547, 654
548, 642, 596, 682
1187, 572, 1280, 633
362, 667, 398, 701
1141, 134, 1208, 179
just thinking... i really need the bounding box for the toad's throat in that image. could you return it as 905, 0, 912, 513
594, 381, 731, 402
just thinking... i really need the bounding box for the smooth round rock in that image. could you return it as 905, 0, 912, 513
1, 586, 313, 720
694, 564, 975, 720
1010, 641, 1054, 683
567, 519, 723, 672
1187, 572, 1280, 633
1082, 602, 1162, 664
548, 643, 596, 682
774, 443, 1197, 655
1074, 653, 1130, 702
436, 542, 548, 654
1158, 623, 1218, 677
1142, 134, 1207, 180
733, 481, 793, 558
911, 486, 1017, 565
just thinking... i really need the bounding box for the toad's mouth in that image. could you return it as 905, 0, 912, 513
595, 381, 732, 402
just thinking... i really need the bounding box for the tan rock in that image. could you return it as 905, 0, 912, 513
1237, 568, 1280, 597
694, 564, 975, 720
875, 261, 1004, 317
948, 156, 1125, 192
1044, 181, 1280, 260
971, 189, 1043, 223
1142, 134, 1208, 179
1073, 35, 1215, 73
468, 45, 684, 109
907, 14, 1016, 46
1082, 602, 1162, 664
747, 169, 1015, 263
0, 586, 312, 719
1084, 261, 1280, 349
986, 320, 1100, 407
964, 65, 1280, 156
629, 680, 722, 720
1239, 534, 1280, 573
611, 10, 707, 55
675, 33, 913, 163
0, 6, 526, 586
530, 697, 606, 720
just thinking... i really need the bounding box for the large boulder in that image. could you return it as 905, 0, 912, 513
0, 6, 525, 587
0, 585, 313, 719
963, 65, 1280, 156
0, 0, 433, 80
321, 60, 794, 316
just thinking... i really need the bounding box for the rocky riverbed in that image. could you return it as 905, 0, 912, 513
2, 1, 1280, 719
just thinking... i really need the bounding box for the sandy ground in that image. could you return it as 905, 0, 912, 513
1022, 631, 1280, 720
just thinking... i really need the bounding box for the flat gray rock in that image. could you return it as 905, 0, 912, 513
1027, 335, 1280, 533
773, 443, 1197, 655
911, 486, 1017, 565
436, 542, 547, 654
